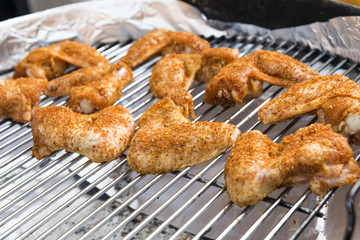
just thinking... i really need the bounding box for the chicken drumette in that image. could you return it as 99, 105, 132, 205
225, 123, 360, 207
258, 74, 360, 144
0, 78, 47, 122
127, 91, 240, 174
14, 41, 109, 80
31, 105, 136, 163
204, 49, 320, 107
121, 29, 210, 69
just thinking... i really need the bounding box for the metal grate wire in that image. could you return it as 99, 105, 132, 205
0, 35, 359, 240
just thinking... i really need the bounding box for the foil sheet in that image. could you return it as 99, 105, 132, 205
1, 0, 360, 71
1, 0, 360, 239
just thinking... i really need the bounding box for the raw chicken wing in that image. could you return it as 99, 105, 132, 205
225, 123, 360, 207
258, 74, 360, 143
160, 31, 211, 55
150, 47, 238, 99
121, 29, 172, 69
127, 92, 240, 174
0, 78, 47, 122
14, 41, 108, 80
121, 29, 210, 69
150, 54, 202, 98
43, 63, 113, 97
44, 61, 133, 113
31, 105, 136, 163
204, 50, 319, 107
196, 47, 239, 83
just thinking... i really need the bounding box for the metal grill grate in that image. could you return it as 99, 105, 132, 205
0, 36, 360, 240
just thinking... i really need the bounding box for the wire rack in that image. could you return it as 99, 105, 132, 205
0, 35, 360, 240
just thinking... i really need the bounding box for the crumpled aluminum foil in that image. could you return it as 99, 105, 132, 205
1, 0, 360, 71
1, 0, 359, 239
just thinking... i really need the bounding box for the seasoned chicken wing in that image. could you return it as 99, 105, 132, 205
225, 123, 360, 207
204, 49, 320, 107
121, 29, 210, 69
127, 92, 240, 174
150, 54, 202, 99
160, 31, 211, 55
43, 63, 113, 97
14, 41, 108, 80
66, 62, 133, 114
121, 29, 172, 69
45, 61, 133, 114
258, 74, 360, 143
150, 47, 238, 99
0, 78, 47, 122
196, 47, 239, 83
31, 105, 136, 163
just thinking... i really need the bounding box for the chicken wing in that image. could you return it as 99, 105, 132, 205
31, 105, 136, 163
121, 29, 172, 69
150, 47, 238, 99
66, 62, 133, 114
225, 123, 360, 207
0, 78, 47, 122
149, 54, 202, 99
160, 31, 211, 55
43, 63, 113, 97
43, 61, 133, 114
195, 47, 239, 83
204, 49, 320, 107
258, 74, 360, 143
121, 29, 210, 69
14, 41, 109, 80
127, 92, 240, 174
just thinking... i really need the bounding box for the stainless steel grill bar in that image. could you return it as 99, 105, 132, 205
240, 188, 292, 240
217, 205, 254, 240
265, 189, 312, 240
99, 154, 226, 240
18, 159, 130, 240
0, 151, 69, 203
166, 188, 228, 240
0, 156, 93, 238
0, 153, 33, 180
0, 154, 80, 217
192, 202, 234, 240
78, 169, 192, 239
37, 170, 147, 239
59, 174, 162, 240
124, 170, 226, 240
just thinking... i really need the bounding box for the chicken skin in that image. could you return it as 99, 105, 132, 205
0, 78, 47, 122
204, 49, 320, 107
258, 74, 360, 143
43, 63, 113, 97
150, 54, 202, 99
14, 41, 109, 80
44, 61, 133, 114
121, 29, 210, 69
150, 47, 238, 99
31, 105, 136, 163
195, 47, 239, 83
160, 31, 211, 55
225, 123, 360, 207
127, 92, 240, 174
